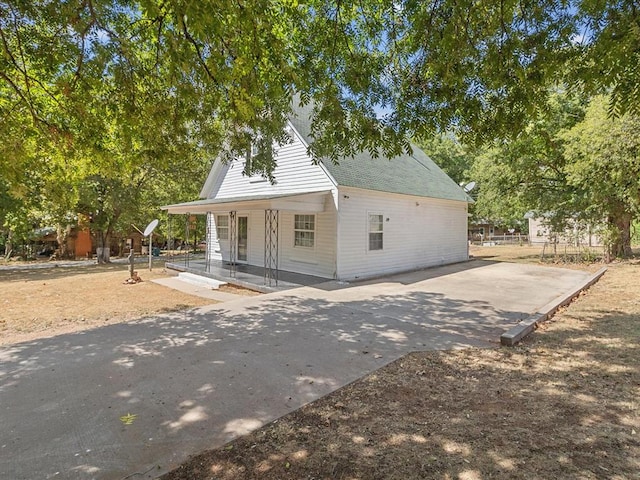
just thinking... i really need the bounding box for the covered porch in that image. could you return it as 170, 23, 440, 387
165, 256, 330, 293
161, 190, 333, 289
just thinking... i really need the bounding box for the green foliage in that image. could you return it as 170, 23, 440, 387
2, 1, 640, 176
415, 134, 474, 186
472, 93, 639, 258
470, 149, 530, 226
1, 0, 215, 259
2, 0, 640, 259
561, 95, 640, 256
632, 221, 640, 246
574, 0, 640, 117
469, 93, 586, 226
562, 96, 640, 217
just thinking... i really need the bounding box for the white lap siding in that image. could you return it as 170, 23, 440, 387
215, 207, 337, 279
202, 126, 339, 278
278, 207, 337, 278
209, 132, 335, 199
206, 212, 222, 261
336, 187, 469, 281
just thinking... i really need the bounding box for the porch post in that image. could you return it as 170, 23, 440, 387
167, 214, 173, 262
205, 211, 212, 273
184, 212, 190, 268
229, 211, 237, 278
264, 209, 279, 286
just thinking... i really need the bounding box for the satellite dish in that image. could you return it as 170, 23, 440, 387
143, 219, 159, 237
464, 181, 476, 193
143, 219, 160, 272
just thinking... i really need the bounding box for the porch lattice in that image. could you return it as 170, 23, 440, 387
184, 212, 190, 268
264, 209, 279, 286
205, 211, 212, 273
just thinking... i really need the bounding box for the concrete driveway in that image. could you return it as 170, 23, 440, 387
0, 260, 591, 479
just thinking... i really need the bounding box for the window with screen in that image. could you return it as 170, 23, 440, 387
216, 215, 229, 240
369, 214, 383, 251
294, 214, 315, 248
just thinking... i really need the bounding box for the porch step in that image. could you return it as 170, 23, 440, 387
177, 272, 227, 289
152, 277, 240, 302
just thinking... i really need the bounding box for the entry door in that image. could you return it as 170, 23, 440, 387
237, 216, 248, 262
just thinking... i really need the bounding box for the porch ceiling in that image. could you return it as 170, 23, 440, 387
161, 190, 332, 214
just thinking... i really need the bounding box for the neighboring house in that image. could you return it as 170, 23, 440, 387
162, 103, 472, 282
31, 225, 92, 258
469, 221, 507, 242
468, 221, 527, 244
525, 212, 603, 246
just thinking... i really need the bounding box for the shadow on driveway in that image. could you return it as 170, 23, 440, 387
0, 261, 590, 479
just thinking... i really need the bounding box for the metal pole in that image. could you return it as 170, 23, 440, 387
229, 211, 236, 278
205, 212, 212, 273
168, 214, 173, 262
148, 233, 152, 271
185, 213, 190, 268
264, 210, 268, 285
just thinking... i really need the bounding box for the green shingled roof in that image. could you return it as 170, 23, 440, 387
288, 101, 471, 203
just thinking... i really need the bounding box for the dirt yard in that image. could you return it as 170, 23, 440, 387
0, 260, 257, 345
162, 245, 640, 480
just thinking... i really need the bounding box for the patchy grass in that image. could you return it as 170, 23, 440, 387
162, 249, 639, 480
471, 244, 547, 264
0, 262, 215, 345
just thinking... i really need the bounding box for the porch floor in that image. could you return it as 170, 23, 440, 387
165, 257, 331, 293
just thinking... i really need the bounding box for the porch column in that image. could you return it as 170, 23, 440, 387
205, 211, 212, 273
229, 211, 237, 278
184, 212, 190, 268
264, 209, 279, 286
167, 214, 173, 262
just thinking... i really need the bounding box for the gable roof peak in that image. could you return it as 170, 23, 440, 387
287, 100, 471, 202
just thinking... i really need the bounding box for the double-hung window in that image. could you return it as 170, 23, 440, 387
216, 215, 229, 240
368, 214, 383, 251
294, 214, 315, 248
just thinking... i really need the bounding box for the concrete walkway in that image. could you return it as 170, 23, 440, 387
151, 277, 244, 302
0, 261, 592, 479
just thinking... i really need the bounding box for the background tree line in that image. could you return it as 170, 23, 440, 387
418, 93, 640, 258
1, 1, 638, 260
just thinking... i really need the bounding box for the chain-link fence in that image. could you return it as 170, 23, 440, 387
540, 241, 605, 263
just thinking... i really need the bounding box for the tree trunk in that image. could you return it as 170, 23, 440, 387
4, 230, 13, 260
56, 224, 72, 259
96, 230, 111, 264
610, 212, 633, 258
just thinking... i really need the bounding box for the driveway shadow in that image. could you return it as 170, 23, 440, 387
0, 261, 590, 479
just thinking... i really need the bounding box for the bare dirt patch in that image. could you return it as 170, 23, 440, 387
0, 262, 217, 345
162, 251, 639, 480
218, 283, 263, 296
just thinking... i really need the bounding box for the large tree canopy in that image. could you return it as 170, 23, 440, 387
561, 96, 640, 256
470, 93, 639, 257
2, 0, 639, 176
2, 1, 639, 260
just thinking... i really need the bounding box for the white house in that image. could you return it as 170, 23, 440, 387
162, 103, 472, 282
525, 212, 603, 247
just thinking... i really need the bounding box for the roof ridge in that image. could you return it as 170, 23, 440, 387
287, 100, 470, 202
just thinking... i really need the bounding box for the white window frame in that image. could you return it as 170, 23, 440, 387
368, 213, 384, 251
250, 142, 259, 157
294, 214, 315, 249
216, 215, 229, 240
